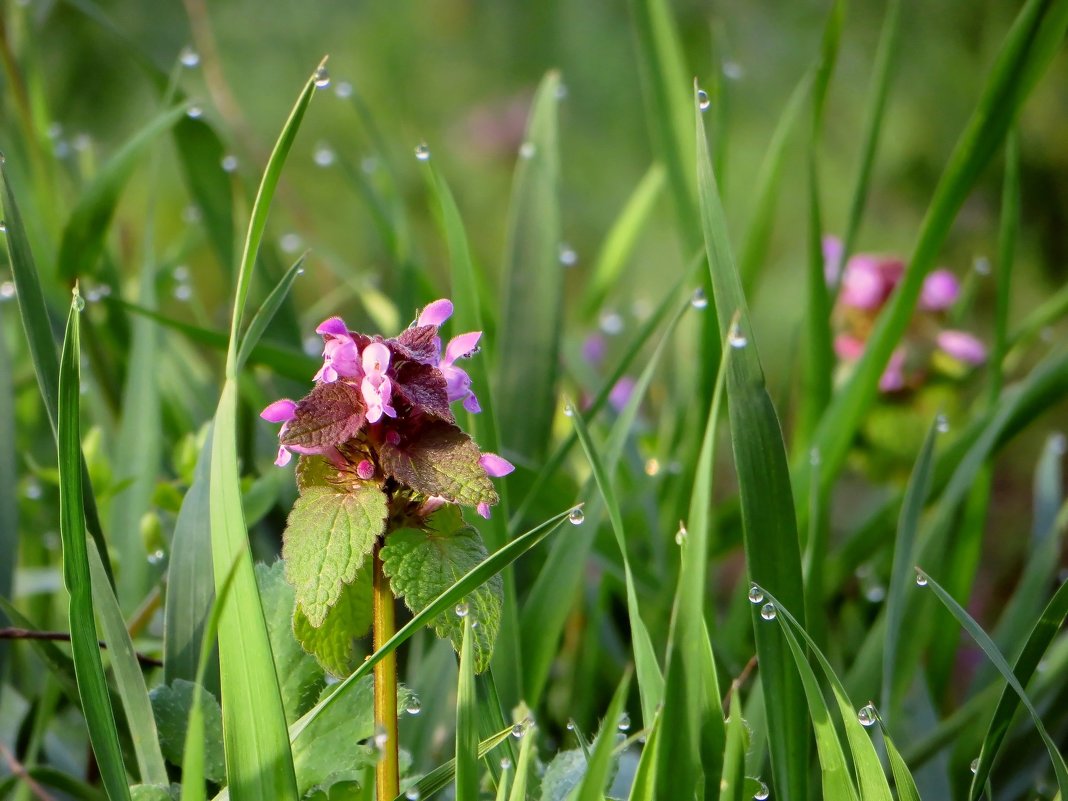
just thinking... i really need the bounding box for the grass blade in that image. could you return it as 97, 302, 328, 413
917, 570, 1068, 798
235, 253, 307, 370
496, 70, 562, 465
878, 720, 921, 801
573, 670, 631, 801
506, 719, 536, 801
695, 82, 809, 800
57, 290, 131, 800
0, 303, 16, 679
800, 0, 1068, 511
390, 726, 516, 801
455, 617, 479, 801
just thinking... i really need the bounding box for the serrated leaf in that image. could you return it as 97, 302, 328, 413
540, 750, 588, 801
293, 569, 373, 678
381, 524, 502, 671
379, 420, 496, 507
255, 562, 326, 722
130, 785, 181, 801
281, 382, 366, 452
295, 455, 340, 493
392, 360, 455, 422
282, 485, 387, 627
149, 680, 225, 783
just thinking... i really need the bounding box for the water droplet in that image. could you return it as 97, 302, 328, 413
414, 143, 430, 161
405, 789, 420, 801
0, 152, 5, 164
728, 322, 748, 348
174, 284, 193, 301
296, 266, 305, 276
748, 584, 764, 604
691, 287, 708, 308
617, 711, 631, 731
179, 45, 200, 67
565, 720, 576, 731
915, 572, 928, 587
760, 602, 776, 621
280, 233, 302, 253
936, 414, 949, 434
723, 61, 744, 80
47, 122, 63, 140
470, 617, 479, 628
221, 154, 238, 173
865, 585, 886, 603
754, 781, 769, 800
974, 257, 991, 276
334, 81, 354, 99
675, 522, 688, 545
0, 281, 16, 301
24, 478, 42, 499
857, 704, 877, 727
72, 133, 91, 152
970, 758, 979, 774
173, 265, 190, 282
568, 508, 585, 526
373, 727, 388, 749
511, 722, 526, 738
72, 288, 85, 312
454, 601, 469, 617
0, 220, 7, 233
182, 205, 202, 224
500, 756, 512, 770
558, 243, 578, 267
809, 448, 821, 466
405, 698, 421, 715
697, 89, 711, 111
1051, 433, 1067, 455
313, 66, 331, 88
519, 141, 536, 159
186, 104, 204, 119
148, 549, 166, 566
554, 83, 568, 100
644, 458, 661, 476
599, 310, 624, 335
313, 144, 336, 167
563, 401, 574, 418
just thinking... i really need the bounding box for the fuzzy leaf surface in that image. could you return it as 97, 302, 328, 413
381, 518, 501, 671
293, 568, 373, 678
282, 485, 386, 627
149, 680, 225, 783
281, 381, 365, 451
392, 361, 454, 421
379, 420, 496, 506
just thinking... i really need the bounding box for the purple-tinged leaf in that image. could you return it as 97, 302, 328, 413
392, 362, 454, 422
379, 420, 497, 507
393, 325, 441, 364
281, 381, 366, 451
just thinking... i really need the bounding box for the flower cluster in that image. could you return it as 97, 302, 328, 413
261, 299, 512, 518
824, 236, 987, 393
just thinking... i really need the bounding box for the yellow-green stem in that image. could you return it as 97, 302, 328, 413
373, 544, 399, 801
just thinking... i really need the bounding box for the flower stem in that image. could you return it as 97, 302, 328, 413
372, 543, 399, 801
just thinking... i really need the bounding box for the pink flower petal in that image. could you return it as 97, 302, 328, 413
274, 446, 293, 467
261, 399, 297, 422
878, 348, 907, 392
316, 317, 349, 337
823, 235, 844, 285
463, 393, 482, 414
937, 330, 986, 365
356, 459, 375, 480
362, 342, 391, 377
444, 331, 482, 365
609, 377, 637, 413
921, 269, 960, 311
834, 334, 865, 361
479, 453, 515, 477
841, 256, 886, 310
417, 299, 454, 327
476, 502, 491, 519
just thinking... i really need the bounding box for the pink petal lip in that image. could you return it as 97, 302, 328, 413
920, 269, 960, 311
261, 399, 297, 422
937, 330, 986, 365
316, 317, 349, 337
840, 256, 886, 310
823, 234, 844, 285
444, 331, 482, 365
479, 452, 515, 477
417, 299, 454, 328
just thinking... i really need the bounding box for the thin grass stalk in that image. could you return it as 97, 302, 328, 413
373, 545, 399, 801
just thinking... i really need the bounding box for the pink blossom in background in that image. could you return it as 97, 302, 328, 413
878, 348, 908, 392
937, 330, 987, 365
921, 269, 960, 311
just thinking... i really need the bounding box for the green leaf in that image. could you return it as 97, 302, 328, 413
382, 522, 502, 672
293, 570, 373, 678
255, 562, 326, 720
379, 420, 497, 507
236, 253, 307, 370
879, 721, 921, 801
150, 680, 226, 784
57, 293, 131, 801
572, 670, 630, 801
282, 484, 386, 627
540, 750, 590, 801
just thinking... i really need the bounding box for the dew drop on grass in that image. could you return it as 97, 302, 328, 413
313, 144, 336, 167
974, 256, 991, 276
563, 401, 574, 417
221, 154, 238, 173
565, 720, 576, 731
748, 584, 764, 604
405, 698, 421, 715
857, 704, 877, 727
72, 288, 86, 312
809, 448, 821, 466
691, 287, 708, 309
24, 478, 42, 499
454, 601, 469, 618
511, 722, 526, 738
697, 89, 711, 111
728, 321, 748, 348
760, 602, 776, 621
500, 756, 512, 770
519, 141, 536, 159
414, 143, 430, 161
970, 758, 979, 774
335, 81, 354, 99
555, 83, 568, 100
148, 549, 166, 566
0, 220, 7, 233
723, 61, 744, 80
568, 508, 585, 526
373, 727, 388, 750
1051, 433, 1066, 455
754, 781, 769, 800
675, 523, 687, 545
0, 281, 15, 301
558, 243, 577, 266
617, 711, 631, 731
186, 105, 204, 119
865, 585, 886, 603
313, 66, 331, 88
280, 233, 302, 253
174, 284, 193, 302
599, 310, 624, 335
915, 571, 928, 587
936, 414, 949, 434
405, 789, 420, 801
179, 45, 200, 67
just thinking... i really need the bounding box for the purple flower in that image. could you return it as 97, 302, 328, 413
314, 317, 361, 383
260, 399, 297, 466
609, 377, 637, 413
823, 235, 844, 285
920, 270, 960, 311
412, 298, 483, 413
418, 299, 454, 327
356, 459, 376, 480
937, 330, 986, 365
834, 334, 865, 361
581, 333, 607, 366
840, 255, 887, 310
476, 453, 514, 519
360, 342, 397, 423
878, 348, 908, 393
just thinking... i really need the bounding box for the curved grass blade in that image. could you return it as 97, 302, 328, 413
719, 688, 748, 801
388, 726, 515, 801
455, 617, 479, 801
878, 719, 921, 801
573, 670, 631, 801
0, 163, 113, 585
989, 130, 1020, 401
208, 60, 328, 801
881, 416, 940, 717
56, 104, 188, 281
800, 0, 1068, 512
580, 163, 666, 320
916, 570, 1068, 798
695, 82, 808, 801
496, 70, 562, 465
506, 718, 536, 801
235, 252, 307, 370
57, 291, 131, 800
0, 304, 16, 679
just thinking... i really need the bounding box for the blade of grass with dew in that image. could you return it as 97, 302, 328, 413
695, 82, 809, 801
208, 61, 328, 801
235, 252, 306, 369
878, 720, 921, 801
720, 688, 749, 801
86, 538, 168, 785
506, 717, 536, 801
737, 71, 813, 294
798, 0, 1068, 515
0, 304, 16, 681
916, 570, 1068, 798
455, 617, 478, 801
56, 104, 188, 281
653, 333, 731, 795
0, 162, 114, 585
579, 163, 666, 320
766, 590, 894, 801
571, 404, 664, 724
839, 0, 902, 263
881, 416, 940, 717
766, 595, 859, 801
573, 669, 631, 801
799, 0, 846, 445
57, 291, 131, 801
968, 575, 1068, 798
388, 726, 515, 801
496, 70, 562, 465
519, 291, 691, 707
